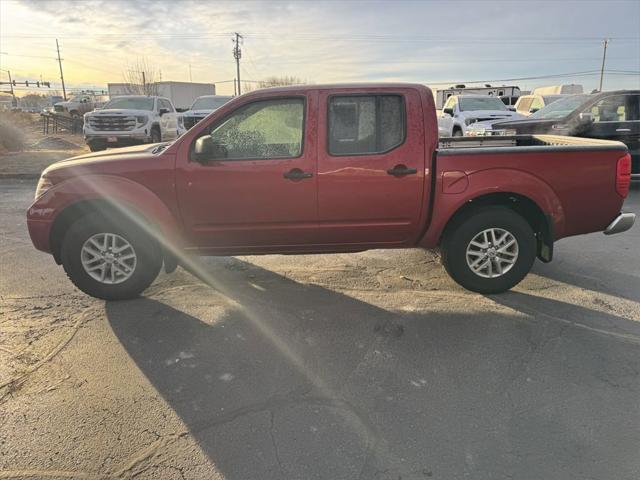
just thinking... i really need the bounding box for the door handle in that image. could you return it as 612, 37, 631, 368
283, 168, 313, 180
387, 165, 418, 176
616, 128, 631, 132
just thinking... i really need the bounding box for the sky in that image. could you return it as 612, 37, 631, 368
0, 0, 639, 97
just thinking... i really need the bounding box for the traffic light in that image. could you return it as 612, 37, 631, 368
36, 81, 40, 87
25, 80, 29, 87
12, 80, 16, 86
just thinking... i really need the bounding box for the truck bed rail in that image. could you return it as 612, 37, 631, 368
438, 134, 628, 155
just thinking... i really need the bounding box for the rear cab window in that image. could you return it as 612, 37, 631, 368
328, 95, 405, 156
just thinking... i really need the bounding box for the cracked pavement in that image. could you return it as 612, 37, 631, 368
1, 178, 639, 479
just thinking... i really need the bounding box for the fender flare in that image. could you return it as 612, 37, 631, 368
29, 174, 184, 261
420, 167, 566, 249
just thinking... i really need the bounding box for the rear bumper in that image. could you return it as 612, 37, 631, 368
604, 212, 635, 235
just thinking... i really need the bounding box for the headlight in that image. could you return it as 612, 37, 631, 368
35, 176, 53, 199
135, 115, 148, 126
465, 118, 478, 126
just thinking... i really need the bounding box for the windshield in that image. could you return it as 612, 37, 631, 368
459, 97, 507, 112
191, 96, 232, 110
103, 97, 154, 110
529, 94, 589, 119
542, 95, 565, 105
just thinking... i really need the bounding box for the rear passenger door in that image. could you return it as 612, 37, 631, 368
316, 89, 426, 246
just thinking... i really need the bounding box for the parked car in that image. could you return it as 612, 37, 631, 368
28, 83, 634, 300
83, 95, 182, 151
180, 95, 233, 129
438, 94, 525, 137
54, 93, 100, 118
514, 94, 567, 116
467, 90, 640, 176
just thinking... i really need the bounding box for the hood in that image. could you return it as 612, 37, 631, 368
182, 108, 217, 117
43, 143, 163, 178
463, 110, 524, 121
486, 117, 565, 134
88, 108, 153, 116
55, 101, 77, 108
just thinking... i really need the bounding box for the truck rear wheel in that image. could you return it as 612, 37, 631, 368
60, 215, 162, 300
441, 206, 536, 294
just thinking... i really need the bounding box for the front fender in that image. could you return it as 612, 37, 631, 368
420, 168, 566, 248
27, 174, 184, 254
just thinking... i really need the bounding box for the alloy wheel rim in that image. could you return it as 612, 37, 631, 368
465, 228, 519, 279
80, 233, 137, 285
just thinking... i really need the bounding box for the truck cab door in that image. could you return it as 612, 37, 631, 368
315, 88, 427, 246
175, 92, 318, 250
582, 94, 640, 173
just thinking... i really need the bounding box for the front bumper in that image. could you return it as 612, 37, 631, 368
604, 212, 636, 235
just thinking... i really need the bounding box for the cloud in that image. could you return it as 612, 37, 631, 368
2, 0, 639, 94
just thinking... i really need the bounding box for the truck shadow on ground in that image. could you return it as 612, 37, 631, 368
106, 258, 640, 480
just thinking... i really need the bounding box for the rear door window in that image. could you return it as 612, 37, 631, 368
328, 95, 405, 156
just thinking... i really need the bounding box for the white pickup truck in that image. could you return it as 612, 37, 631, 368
83, 96, 184, 151
437, 94, 524, 137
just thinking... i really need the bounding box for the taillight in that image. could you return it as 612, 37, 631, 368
616, 153, 632, 198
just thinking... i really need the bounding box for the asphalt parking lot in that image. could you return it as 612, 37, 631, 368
1, 178, 639, 480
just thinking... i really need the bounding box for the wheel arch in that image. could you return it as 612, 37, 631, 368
440, 192, 555, 262
39, 175, 184, 267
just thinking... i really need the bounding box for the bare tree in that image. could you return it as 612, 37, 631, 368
122, 58, 160, 96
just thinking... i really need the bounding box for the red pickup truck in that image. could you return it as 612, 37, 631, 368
27, 83, 635, 300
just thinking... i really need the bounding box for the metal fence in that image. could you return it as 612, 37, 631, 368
41, 113, 83, 135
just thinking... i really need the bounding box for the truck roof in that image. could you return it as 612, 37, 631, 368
242, 82, 429, 95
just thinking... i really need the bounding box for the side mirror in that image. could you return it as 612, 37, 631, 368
443, 108, 454, 116
579, 112, 594, 124
507, 106, 516, 111
194, 136, 214, 162
159, 108, 170, 116
193, 136, 228, 162
529, 108, 539, 114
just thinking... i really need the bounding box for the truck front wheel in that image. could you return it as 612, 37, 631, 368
60, 216, 162, 300
150, 126, 161, 144
441, 206, 536, 294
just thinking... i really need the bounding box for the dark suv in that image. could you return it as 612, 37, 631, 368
488, 91, 640, 176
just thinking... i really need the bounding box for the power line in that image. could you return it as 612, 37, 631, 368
426, 69, 640, 86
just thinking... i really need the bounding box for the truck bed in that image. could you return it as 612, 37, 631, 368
438, 134, 628, 155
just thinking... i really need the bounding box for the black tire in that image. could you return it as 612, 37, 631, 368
88, 142, 106, 152
441, 206, 536, 294
150, 126, 161, 144
60, 215, 162, 300
452, 128, 463, 137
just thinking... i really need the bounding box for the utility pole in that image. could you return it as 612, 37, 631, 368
56, 39, 67, 100
233, 32, 243, 95
141, 71, 146, 95
599, 38, 608, 92
7, 70, 18, 107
